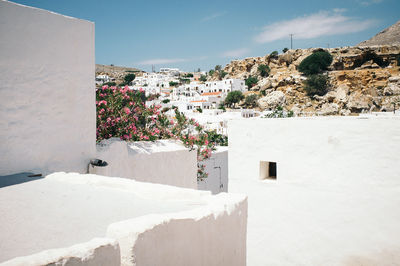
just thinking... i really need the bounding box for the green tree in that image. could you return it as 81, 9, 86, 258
123, 73, 136, 84
298, 50, 333, 75
245, 76, 258, 88
199, 75, 207, 82
215, 65, 222, 71
209, 69, 215, 76
224, 91, 244, 108
303, 74, 329, 96
257, 64, 271, 77
244, 94, 258, 108
169, 81, 179, 87
162, 99, 170, 104
282, 48, 289, 53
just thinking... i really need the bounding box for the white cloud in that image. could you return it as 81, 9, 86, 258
254, 11, 377, 43
222, 48, 250, 58
137, 58, 186, 65
201, 11, 226, 22
359, 0, 383, 6
333, 8, 347, 13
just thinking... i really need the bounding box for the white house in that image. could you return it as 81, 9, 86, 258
95, 74, 112, 85
171, 79, 246, 109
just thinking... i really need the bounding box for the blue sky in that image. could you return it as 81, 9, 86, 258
11, 0, 400, 72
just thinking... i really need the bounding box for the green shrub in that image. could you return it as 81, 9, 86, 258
263, 106, 294, 118
298, 51, 333, 75
196, 107, 203, 113
218, 102, 226, 111
179, 78, 190, 84
169, 81, 179, 87
209, 69, 215, 76
199, 75, 207, 82
245, 76, 258, 88
162, 99, 170, 104
258, 64, 271, 77
215, 65, 222, 71
270, 51, 278, 58
244, 94, 258, 107
303, 74, 329, 96
205, 130, 228, 146
282, 48, 289, 53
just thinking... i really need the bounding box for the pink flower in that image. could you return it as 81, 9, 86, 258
124, 107, 131, 115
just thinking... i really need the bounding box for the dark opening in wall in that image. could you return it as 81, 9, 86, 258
259, 161, 277, 180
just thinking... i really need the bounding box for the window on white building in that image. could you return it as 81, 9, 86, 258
259, 161, 277, 180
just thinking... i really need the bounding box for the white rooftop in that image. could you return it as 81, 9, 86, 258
0, 172, 209, 263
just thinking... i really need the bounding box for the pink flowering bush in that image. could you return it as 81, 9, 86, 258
96, 85, 215, 179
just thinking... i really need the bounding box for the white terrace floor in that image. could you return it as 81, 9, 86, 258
229, 178, 400, 266
0, 173, 207, 263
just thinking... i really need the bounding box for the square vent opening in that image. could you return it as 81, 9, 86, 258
259, 161, 277, 180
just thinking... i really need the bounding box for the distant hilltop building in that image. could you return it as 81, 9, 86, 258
159, 67, 181, 76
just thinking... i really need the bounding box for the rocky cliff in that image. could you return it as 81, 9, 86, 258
95, 64, 142, 84
222, 45, 400, 115
358, 20, 400, 46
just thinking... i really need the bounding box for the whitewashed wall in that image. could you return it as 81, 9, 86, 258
198, 147, 228, 194
0, 1, 95, 175
229, 117, 400, 186
90, 139, 198, 189
1, 173, 247, 266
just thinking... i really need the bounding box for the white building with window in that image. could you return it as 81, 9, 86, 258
171, 79, 246, 109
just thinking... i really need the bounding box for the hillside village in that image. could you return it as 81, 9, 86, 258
1, 1, 400, 266
96, 22, 400, 119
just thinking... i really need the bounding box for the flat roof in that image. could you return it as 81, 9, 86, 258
0, 172, 207, 262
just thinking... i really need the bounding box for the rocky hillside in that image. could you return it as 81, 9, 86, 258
359, 20, 400, 46
221, 45, 400, 115
96, 64, 143, 84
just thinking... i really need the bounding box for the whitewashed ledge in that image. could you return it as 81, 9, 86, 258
1, 238, 120, 266
0, 172, 247, 266
91, 139, 198, 189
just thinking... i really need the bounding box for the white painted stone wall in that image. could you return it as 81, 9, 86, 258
107, 193, 247, 266
1, 173, 247, 266
229, 117, 400, 186
90, 139, 198, 189
198, 147, 228, 194
0, 1, 95, 175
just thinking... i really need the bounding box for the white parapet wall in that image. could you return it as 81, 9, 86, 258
90, 139, 198, 189
198, 146, 228, 194
0, 172, 247, 266
0, 1, 95, 175
229, 116, 400, 186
